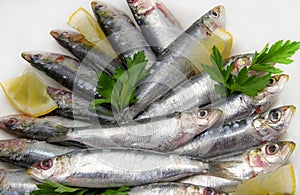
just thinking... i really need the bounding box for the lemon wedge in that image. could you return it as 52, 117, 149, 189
233, 164, 296, 195
68, 7, 117, 57
0, 70, 58, 117
202, 27, 233, 60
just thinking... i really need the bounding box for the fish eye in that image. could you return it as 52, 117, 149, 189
210, 10, 219, 18
60, 31, 69, 37
39, 159, 53, 170
32, 54, 42, 60
267, 78, 276, 87
203, 187, 216, 195
198, 110, 209, 119
4, 118, 18, 128
0, 144, 4, 151
95, 4, 106, 10
269, 110, 282, 122
265, 144, 280, 155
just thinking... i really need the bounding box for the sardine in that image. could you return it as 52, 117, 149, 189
122, 6, 226, 119
50, 29, 125, 76
0, 114, 70, 141
129, 182, 228, 195
46, 86, 116, 124
127, 0, 183, 55
0, 138, 79, 168
209, 141, 295, 180
172, 105, 295, 159
202, 74, 288, 125
21, 52, 101, 99
91, 1, 157, 69
179, 175, 240, 193
48, 108, 222, 152
27, 148, 211, 188
139, 54, 254, 119
0, 169, 39, 195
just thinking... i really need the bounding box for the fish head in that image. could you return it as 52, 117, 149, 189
253, 74, 289, 114
201, 187, 228, 195
0, 114, 36, 136
248, 141, 295, 174
27, 155, 70, 183
192, 108, 222, 132
253, 105, 296, 139
22, 51, 76, 65
50, 30, 85, 47
201, 5, 226, 34
226, 53, 254, 76
127, 0, 156, 17
91, 1, 135, 31
0, 139, 27, 159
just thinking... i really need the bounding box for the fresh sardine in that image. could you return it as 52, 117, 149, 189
48, 108, 222, 152
21, 52, 100, 99
209, 141, 295, 180
27, 148, 211, 188
172, 105, 295, 159
127, 0, 183, 55
122, 6, 226, 119
50, 29, 125, 76
202, 74, 288, 125
92, 1, 157, 69
0, 138, 79, 168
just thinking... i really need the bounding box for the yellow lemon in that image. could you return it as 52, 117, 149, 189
68, 7, 117, 57
202, 27, 233, 60
0, 70, 58, 117
233, 164, 296, 195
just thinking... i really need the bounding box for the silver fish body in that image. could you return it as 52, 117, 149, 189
48, 108, 222, 152
92, 1, 156, 69
139, 54, 254, 119
0, 138, 79, 168
46, 86, 116, 124
129, 182, 228, 195
123, 6, 226, 119
50, 30, 125, 76
179, 175, 240, 193
21, 51, 100, 99
209, 141, 295, 181
0, 114, 70, 141
27, 148, 210, 188
202, 74, 288, 125
173, 105, 295, 159
0, 169, 39, 195
127, 0, 183, 55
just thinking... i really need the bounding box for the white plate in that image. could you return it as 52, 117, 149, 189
0, 0, 299, 193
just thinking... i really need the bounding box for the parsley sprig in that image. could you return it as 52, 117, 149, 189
202, 40, 300, 97
30, 180, 130, 195
90, 51, 148, 113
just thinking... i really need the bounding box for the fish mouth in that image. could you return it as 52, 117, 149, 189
50, 30, 62, 39
279, 141, 296, 162
21, 52, 32, 62
26, 166, 44, 183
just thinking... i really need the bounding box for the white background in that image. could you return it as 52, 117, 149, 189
0, 0, 299, 193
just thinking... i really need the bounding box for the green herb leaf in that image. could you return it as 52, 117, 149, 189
30, 181, 130, 195
202, 40, 300, 97
91, 50, 148, 113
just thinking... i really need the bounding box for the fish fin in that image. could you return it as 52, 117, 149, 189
208, 160, 244, 181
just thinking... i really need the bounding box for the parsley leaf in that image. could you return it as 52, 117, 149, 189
202, 40, 300, 97
30, 180, 130, 195
90, 51, 148, 113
